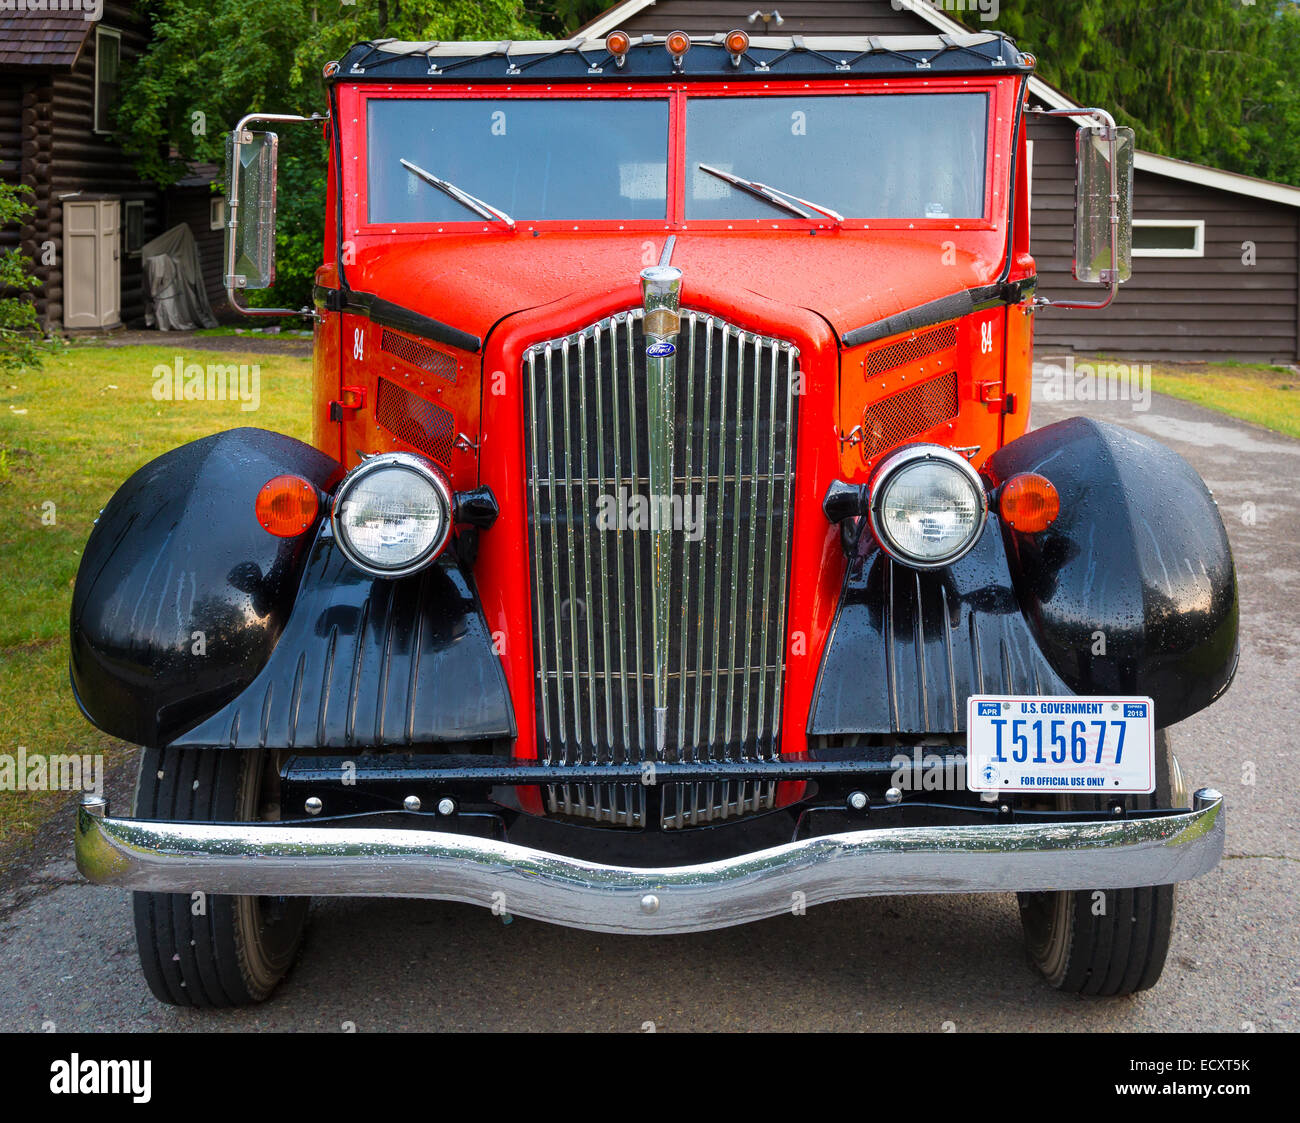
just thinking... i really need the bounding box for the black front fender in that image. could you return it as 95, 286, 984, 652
986, 417, 1238, 727
810, 418, 1238, 735
71, 428, 342, 747
71, 427, 517, 750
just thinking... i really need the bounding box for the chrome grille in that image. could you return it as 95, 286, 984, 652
524, 309, 799, 794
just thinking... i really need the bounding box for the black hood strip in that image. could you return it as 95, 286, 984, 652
840, 277, 1035, 348
314, 285, 483, 353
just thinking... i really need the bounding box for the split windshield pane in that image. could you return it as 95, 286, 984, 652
366, 98, 671, 223
685, 93, 989, 220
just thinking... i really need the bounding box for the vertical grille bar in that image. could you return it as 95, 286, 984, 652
592, 323, 615, 751
559, 338, 583, 760
691, 316, 716, 759
768, 345, 798, 747
626, 316, 647, 759
676, 312, 698, 763
523, 311, 798, 801
576, 334, 599, 760
723, 332, 747, 757
610, 317, 632, 762
707, 326, 730, 761
526, 351, 551, 748
542, 344, 567, 758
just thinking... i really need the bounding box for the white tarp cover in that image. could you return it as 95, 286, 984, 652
142, 222, 218, 331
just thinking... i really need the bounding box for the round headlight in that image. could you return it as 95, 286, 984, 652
331, 453, 452, 577
868, 445, 987, 569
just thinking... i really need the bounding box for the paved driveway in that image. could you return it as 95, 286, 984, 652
1, 356, 1295, 1032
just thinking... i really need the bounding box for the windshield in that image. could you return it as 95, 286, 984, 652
366, 98, 670, 223
685, 93, 988, 220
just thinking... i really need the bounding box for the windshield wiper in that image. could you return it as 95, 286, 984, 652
698, 163, 844, 225
400, 158, 516, 230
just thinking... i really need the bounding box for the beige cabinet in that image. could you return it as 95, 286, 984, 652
63, 198, 121, 329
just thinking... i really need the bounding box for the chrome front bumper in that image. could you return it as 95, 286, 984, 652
76, 791, 1224, 935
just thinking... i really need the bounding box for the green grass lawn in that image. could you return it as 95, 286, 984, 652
0, 343, 311, 845
1145, 361, 1300, 440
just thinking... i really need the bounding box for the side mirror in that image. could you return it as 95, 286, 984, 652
222, 111, 324, 317
224, 128, 279, 291
1074, 124, 1134, 285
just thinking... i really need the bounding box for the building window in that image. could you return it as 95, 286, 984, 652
123, 200, 145, 256
210, 197, 228, 231
93, 27, 122, 135
1132, 219, 1205, 258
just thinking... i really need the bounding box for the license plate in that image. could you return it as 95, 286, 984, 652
966, 696, 1155, 794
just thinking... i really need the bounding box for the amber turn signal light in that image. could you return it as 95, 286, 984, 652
256, 475, 320, 537
666, 30, 692, 59
606, 30, 631, 60
999, 473, 1060, 533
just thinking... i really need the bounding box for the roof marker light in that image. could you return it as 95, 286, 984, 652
666, 31, 691, 66
725, 29, 749, 65
606, 30, 631, 67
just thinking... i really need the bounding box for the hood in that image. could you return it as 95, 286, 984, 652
345, 229, 1009, 346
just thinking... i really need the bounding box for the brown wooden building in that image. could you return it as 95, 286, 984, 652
581, 0, 1300, 364
0, 2, 228, 330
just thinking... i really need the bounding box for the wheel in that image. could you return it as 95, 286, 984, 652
1017, 729, 1178, 996
131, 747, 308, 1007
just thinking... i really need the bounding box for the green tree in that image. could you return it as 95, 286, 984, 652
992, 0, 1300, 186
118, 0, 540, 309
0, 184, 59, 373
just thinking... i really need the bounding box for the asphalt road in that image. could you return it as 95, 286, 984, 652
2, 357, 1296, 1032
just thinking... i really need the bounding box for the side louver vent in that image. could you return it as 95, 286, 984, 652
376, 377, 456, 465
864, 322, 958, 376
860, 370, 959, 461
381, 328, 457, 384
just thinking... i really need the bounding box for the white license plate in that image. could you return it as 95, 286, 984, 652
966, 695, 1156, 794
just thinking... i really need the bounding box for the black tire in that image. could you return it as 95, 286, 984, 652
1017, 729, 1178, 996
132, 747, 308, 1007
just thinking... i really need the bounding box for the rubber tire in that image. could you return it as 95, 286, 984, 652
1016, 729, 1177, 997
131, 747, 308, 1007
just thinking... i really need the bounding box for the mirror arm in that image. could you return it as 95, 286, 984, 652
1026, 106, 1122, 312
226, 111, 327, 319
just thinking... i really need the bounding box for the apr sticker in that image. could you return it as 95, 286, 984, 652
646, 342, 676, 358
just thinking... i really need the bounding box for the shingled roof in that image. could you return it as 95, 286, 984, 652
0, 10, 94, 70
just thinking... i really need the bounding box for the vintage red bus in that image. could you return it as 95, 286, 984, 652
71, 31, 1236, 1005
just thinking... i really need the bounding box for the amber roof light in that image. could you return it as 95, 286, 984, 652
606, 30, 631, 65
725, 29, 750, 59
666, 30, 692, 62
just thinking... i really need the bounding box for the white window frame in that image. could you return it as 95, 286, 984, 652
1132, 218, 1205, 258
93, 26, 122, 136
1025, 139, 1033, 242
210, 196, 228, 231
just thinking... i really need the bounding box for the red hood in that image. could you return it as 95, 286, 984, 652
346, 229, 1007, 344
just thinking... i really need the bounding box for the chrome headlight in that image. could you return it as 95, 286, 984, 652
331, 453, 452, 577
868, 445, 987, 569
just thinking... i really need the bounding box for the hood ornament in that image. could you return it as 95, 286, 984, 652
640, 264, 682, 759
